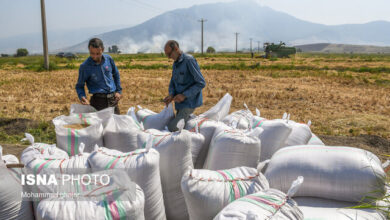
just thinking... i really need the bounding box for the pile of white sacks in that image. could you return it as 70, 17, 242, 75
1, 93, 389, 220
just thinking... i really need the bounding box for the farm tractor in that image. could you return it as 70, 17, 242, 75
264, 41, 296, 58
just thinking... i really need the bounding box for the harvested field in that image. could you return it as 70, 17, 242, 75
0, 53, 389, 159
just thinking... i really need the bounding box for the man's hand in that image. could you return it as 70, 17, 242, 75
80, 97, 90, 105
163, 95, 174, 106
173, 94, 186, 103
115, 92, 122, 102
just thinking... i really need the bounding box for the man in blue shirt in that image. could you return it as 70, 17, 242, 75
163, 40, 206, 131
75, 38, 122, 114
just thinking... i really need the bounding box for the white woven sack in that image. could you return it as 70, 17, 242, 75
214, 177, 304, 220
70, 103, 97, 113
0, 157, 34, 220
24, 143, 90, 176
199, 93, 233, 121
265, 146, 387, 202
307, 133, 325, 145
185, 117, 231, 168
181, 166, 269, 220
203, 126, 262, 170
222, 104, 253, 130
88, 145, 166, 220
103, 114, 143, 152
70, 104, 114, 128
137, 121, 192, 220
53, 115, 103, 156
294, 197, 386, 220
20, 133, 69, 165
251, 117, 292, 162
135, 103, 174, 130
1, 154, 19, 164
277, 114, 312, 146
36, 169, 145, 220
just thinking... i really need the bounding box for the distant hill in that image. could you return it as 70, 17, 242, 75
2, 0, 390, 54
0, 25, 130, 54
295, 43, 390, 53
63, 0, 390, 53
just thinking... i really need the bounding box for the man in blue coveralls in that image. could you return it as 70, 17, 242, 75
75, 38, 122, 114
163, 40, 206, 132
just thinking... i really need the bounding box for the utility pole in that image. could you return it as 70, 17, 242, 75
198, 18, 207, 54
40, 0, 49, 70
234, 32, 239, 53
257, 41, 260, 54
250, 38, 253, 53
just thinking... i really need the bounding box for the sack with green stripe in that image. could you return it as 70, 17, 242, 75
222, 103, 253, 130
185, 117, 231, 169
70, 104, 114, 128
181, 166, 269, 220
88, 144, 166, 220
21, 133, 69, 166
265, 146, 387, 202
53, 115, 104, 156
103, 114, 144, 153
0, 156, 35, 220
203, 126, 262, 170
137, 121, 192, 220
134, 103, 174, 130
36, 169, 145, 220
214, 176, 304, 220
251, 116, 292, 162
24, 143, 90, 177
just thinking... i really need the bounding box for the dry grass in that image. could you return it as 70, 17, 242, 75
0, 53, 389, 141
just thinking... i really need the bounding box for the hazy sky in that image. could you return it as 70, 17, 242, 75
1, 0, 390, 39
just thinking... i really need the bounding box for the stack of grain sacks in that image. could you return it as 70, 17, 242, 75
2, 93, 388, 220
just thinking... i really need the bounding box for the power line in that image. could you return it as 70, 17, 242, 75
198, 18, 207, 54
257, 41, 260, 54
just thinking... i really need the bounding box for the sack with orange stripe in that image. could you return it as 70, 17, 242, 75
181, 166, 270, 220
53, 115, 104, 156
0, 155, 35, 220
103, 114, 144, 152
185, 116, 231, 169
70, 104, 114, 128
20, 133, 69, 166
222, 103, 253, 130
251, 114, 292, 162
137, 120, 193, 220
214, 176, 304, 220
36, 169, 145, 220
264, 146, 387, 202
203, 126, 263, 170
134, 103, 174, 130
88, 143, 166, 220
199, 93, 233, 121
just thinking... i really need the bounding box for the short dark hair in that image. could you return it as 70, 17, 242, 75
88, 38, 104, 49
166, 40, 179, 50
